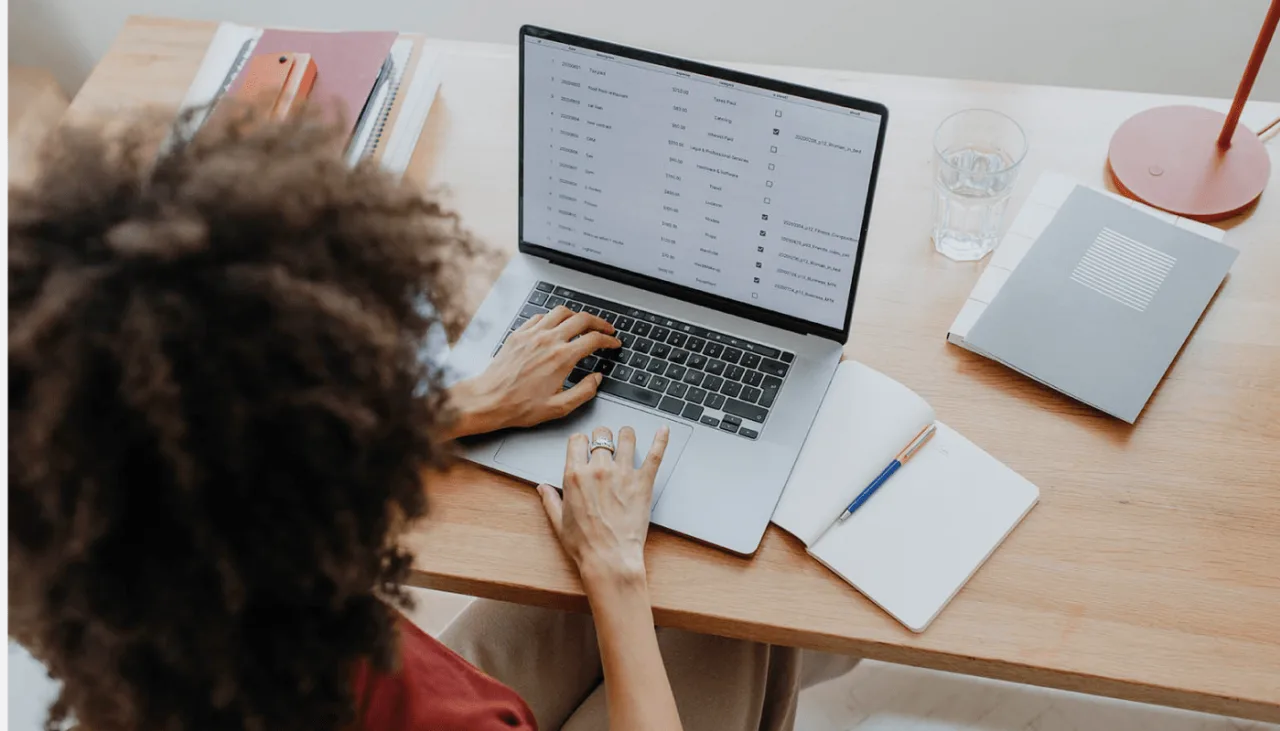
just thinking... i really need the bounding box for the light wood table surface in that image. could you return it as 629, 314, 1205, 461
70, 16, 1280, 723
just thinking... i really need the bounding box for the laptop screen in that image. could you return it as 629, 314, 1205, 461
520, 32, 884, 333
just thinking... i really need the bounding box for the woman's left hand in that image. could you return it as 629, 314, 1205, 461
446, 306, 620, 439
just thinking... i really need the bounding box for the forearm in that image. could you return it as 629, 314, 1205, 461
442, 377, 504, 440
583, 567, 683, 731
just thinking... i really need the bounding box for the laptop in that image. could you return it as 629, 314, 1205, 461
447, 26, 888, 555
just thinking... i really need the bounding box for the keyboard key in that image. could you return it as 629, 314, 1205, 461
649, 376, 671, 392
665, 363, 686, 380
629, 353, 649, 369
722, 414, 743, 427
744, 370, 763, 387
781, 352, 795, 363
546, 296, 567, 309
706, 393, 727, 410
759, 359, 789, 377
706, 359, 726, 376
566, 368, 591, 385
598, 360, 616, 376
520, 304, 549, 319
741, 386, 763, 404
601, 311, 619, 325
553, 286, 578, 298
615, 316, 635, 331
633, 322, 652, 337
702, 375, 724, 392
619, 332, 636, 348
651, 327, 671, 342
739, 428, 759, 440
669, 349, 689, 365
630, 371, 650, 387
725, 364, 746, 382
721, 381, 743, 398
682, 370, 704, 386
599, 377, 661, 407
724, 399, 767, 423
686, 387, 707, 405
668, 332, 687, 348
613, 365, 634, 382
652, 343, 671, 359
681, 402, 704, 421
659, 396, 684, 415
741, 352, 761, 369
760, 376, 781, 408
723, 348, 743, 364
529, 292, 549, 306
566, 301, 584, 313
667, 382, 688, 399
634, 338, 653, 354
511, 317, 528, 331
584, 306, 601, 316
705, 342, 724, 359
718, 419, 740, 434
686, 337, 706, 353
646, 359, 666, 374
535, 281, 555, 293
580, 355, 600, 371
701, 415, 721, 428
688, 353, 708, 370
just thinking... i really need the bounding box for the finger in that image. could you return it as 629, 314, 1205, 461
549, 373, 602, 418
516, 313, 544, 332
568, 331, 621, 361
640, 425, 671, 480
553, 311, 615, 339
539, 306, 575, 329
566, 432, 591, 467
615, 426, 637, 467
537, 484, 564, 538
589, 425, 615, 463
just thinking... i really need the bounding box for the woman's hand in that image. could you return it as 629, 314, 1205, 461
537, 425, 670, 590
446, 307, 620, 439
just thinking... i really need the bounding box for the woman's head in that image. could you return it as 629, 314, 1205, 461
9, 108, 471, 731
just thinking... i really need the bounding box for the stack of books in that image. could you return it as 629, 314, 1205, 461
178, 22, 442, 176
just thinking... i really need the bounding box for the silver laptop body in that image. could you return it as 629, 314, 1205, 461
446, 26, 888, 555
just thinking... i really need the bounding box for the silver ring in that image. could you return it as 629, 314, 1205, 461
589, 437, 616, 455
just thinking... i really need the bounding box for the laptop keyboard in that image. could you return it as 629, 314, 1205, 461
496, 282, 794, 439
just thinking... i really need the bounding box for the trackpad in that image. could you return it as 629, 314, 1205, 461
493, 399, 692, 508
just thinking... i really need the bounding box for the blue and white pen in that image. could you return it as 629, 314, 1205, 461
837, 423, 937, 523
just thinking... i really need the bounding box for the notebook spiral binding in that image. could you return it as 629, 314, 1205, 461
362, 79, 400, 161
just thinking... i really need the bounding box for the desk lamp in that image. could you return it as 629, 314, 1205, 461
1108, 0, 1278, 221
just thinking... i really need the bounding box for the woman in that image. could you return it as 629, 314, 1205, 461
8, 109, 854, 731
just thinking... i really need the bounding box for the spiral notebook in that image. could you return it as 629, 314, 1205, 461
772, 362, 1039, 632
179, 23, 441, 176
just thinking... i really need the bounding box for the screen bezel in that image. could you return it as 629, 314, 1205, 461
519, 25, 889, 342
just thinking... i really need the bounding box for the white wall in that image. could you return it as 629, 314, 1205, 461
9, 0, 1280, 103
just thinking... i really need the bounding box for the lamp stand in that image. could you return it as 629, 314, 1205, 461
1107, 0, 1278, 222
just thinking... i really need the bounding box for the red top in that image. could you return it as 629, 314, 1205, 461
352, 617, 537, 731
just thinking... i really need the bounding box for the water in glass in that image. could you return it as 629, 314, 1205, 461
933, 145, 1019, 261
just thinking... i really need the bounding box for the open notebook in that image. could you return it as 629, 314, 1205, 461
773, 362, 1039, 632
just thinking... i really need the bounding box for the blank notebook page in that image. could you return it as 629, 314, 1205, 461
808, 423, 1039, 632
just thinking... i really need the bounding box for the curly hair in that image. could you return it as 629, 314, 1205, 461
9, 107, 474, 731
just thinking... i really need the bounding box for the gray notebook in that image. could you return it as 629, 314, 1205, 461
950, 180, 1237, 423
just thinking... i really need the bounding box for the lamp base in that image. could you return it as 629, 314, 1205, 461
1107, 105, 1270, 222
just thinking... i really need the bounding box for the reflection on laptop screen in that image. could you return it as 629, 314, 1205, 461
521, 35, 882, 331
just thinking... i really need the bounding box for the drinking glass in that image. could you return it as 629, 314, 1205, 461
932, 109, 1027, 261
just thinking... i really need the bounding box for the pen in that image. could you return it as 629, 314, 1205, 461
836, 423, 937, 523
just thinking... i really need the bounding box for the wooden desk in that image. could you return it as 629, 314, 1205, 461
72, 17, 1280, 723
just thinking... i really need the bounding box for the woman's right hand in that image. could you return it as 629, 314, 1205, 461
537, 425, 670, 590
